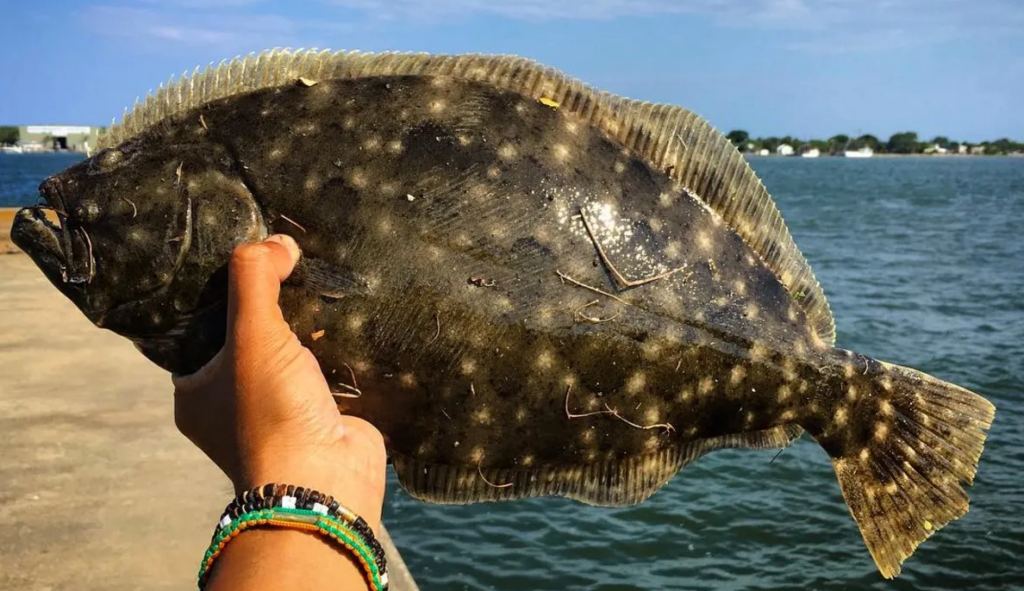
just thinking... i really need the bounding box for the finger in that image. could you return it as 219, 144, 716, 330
227, 235, 301, 341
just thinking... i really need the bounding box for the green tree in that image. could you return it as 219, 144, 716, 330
760, 136, 781, 152
857, 134, 882, 152
0, 126, 18, 145
726, 130, 750, 148
931, 136, 951, 149
887, 131, 920, 154
809, 139, 829, 151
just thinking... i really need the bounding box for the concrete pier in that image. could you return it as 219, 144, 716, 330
0, 243, 419, 590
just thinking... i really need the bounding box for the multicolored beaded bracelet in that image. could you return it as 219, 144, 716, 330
197, 483, 389, 590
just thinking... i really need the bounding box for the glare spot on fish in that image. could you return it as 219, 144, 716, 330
729, 365, 746, 386
698, 377, 715, 395
777, 385, 792, 402
498, 143, 517, 161
460, 358, 477, 376
625, 372, 647, 394
874, 422, 890, 441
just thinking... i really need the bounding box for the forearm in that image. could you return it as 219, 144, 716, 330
205, 527, 371, 590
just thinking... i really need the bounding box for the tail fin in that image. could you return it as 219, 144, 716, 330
828, 362, 995, 578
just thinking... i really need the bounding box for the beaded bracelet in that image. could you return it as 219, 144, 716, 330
197, 483, 389, 591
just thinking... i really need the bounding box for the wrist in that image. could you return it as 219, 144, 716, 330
237, 454, 385, 531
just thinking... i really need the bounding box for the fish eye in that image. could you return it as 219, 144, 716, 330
74, 201, 101, 223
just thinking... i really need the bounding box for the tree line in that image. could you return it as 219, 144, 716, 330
724, 130, 1024, 155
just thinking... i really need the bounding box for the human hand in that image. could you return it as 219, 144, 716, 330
172, 235, 387, 531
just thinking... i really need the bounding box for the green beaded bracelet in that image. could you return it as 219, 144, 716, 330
197, 506, 388, 591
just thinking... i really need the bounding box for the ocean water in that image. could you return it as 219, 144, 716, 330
2, 155, 1021, 590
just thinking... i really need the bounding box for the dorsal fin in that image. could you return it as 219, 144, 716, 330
99, 48, 835, 343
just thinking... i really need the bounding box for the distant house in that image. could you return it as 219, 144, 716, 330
958, 144, 969, 155
776, 143, 794, 156
925, 143, 949, 155
970, 145, 987, 155
757, 148, 769, 156
800, 147, 821, 158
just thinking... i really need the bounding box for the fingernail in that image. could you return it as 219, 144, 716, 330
265, 234, 301, 264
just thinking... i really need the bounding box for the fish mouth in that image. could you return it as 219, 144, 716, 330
11, 178, 95, 287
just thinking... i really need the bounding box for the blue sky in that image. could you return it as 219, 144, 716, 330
1, 0, 1021, 142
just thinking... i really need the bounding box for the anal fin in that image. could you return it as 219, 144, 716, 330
393, 424, 806, 506
287, 256, 370, 300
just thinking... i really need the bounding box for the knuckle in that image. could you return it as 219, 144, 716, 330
230, 242, 272, 268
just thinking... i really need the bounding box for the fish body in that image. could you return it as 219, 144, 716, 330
10, 50, 995, 579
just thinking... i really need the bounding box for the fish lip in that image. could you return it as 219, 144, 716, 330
30, 177, 95, 285
10, 206, 71, 285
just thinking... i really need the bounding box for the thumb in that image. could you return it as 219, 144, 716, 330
226, 234, 301, 346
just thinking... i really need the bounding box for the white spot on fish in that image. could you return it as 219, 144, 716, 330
847, 384, 859, 402
729, 365, 746, 385
678, 387, 693, 402
487, 166, 501, 179
697, 232, 712, 252
744, 302, 760, 319
269, 148, 283, 160
470, 446, 484, 463
777, 385, 792, 402
659, 192, 674, 208
613, 161, 626, 174
520, 454, 534, 466
879, 400, 894, 416
388, 140, 404, 154
626, 372, 646, 394
363, 136, 381, 151
874, 422, 889, 441
473, 408, 492, 425
733, 280, 747, 296
834, 407, 849, 426
347, 315, 364, 332
699, 377, 715, 395
429, 99, 446, 113
553, 144, 571, 163
460, 358, 477, 376
564, 120, 579, 134
535, 350, 555, 371
498, 143, 517, 161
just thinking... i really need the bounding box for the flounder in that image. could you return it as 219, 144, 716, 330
10, 49, 995, 579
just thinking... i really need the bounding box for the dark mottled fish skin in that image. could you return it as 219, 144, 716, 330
10, 55, 995, 580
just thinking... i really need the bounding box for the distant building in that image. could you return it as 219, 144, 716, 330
776, 143, 794, 156
800, 147, 821, 158
958, 144, 969, 155
969, 145, 987, 155
17, 125, 103, 153
924, 143, 949, 155
757, 148, 769, 156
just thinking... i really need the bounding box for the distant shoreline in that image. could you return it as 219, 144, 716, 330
745, 153, 1024, 159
